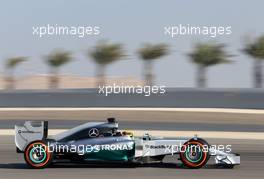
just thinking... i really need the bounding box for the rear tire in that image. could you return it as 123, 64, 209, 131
180, 138, 210, 169
24, 140, 53, 169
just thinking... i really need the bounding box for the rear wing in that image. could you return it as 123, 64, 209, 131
15, 121, 48, 152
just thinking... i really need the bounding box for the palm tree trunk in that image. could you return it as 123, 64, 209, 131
5, 69, 15, 90
254, 59, 263, 88
96, 64, 106, 87
197, 65, 207, 88
5, 76, 15, 89
144, 61, 154, 86
49, 68, 59, 89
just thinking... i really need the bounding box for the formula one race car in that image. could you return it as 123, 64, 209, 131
15, 118, 240, 169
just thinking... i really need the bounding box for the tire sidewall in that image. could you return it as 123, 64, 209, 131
180, 138, 210, 169
24, 140, 52, 169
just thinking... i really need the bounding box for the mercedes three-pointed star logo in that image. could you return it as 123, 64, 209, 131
88, 128, 99, 137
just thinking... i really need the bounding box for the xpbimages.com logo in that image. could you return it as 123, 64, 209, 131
98, 84, 166, 96
164, 24, 232, 38
32, 24, 100, 38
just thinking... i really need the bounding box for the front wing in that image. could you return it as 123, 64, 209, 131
134, 137, 240, 166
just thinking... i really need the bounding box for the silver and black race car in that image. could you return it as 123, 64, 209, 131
15, 118, 240, 169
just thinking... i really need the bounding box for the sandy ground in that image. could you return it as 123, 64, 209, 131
0, 75, 143, 89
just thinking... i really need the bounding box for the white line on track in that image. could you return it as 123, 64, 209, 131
0, 107, 264, 114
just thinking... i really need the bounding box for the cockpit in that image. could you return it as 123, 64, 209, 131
53, 118, 133, 142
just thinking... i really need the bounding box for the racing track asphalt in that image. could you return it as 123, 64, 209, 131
1, 88, 264, 109
0, 136, 263, 179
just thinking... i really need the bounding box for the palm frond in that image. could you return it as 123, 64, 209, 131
243, 35, 264, 59
6, 57, 28, 69
90, 41, 124, 65
189, 42, 232, 66
138, 43, 169, 60
46, 50, 72, 67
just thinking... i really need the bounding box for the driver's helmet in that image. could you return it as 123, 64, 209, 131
122, 130, 134, 138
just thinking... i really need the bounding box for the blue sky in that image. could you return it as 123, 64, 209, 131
0, 0, 263, 87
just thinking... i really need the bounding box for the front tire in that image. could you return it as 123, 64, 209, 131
180, 138, 210, 169
24, 140, 52, 169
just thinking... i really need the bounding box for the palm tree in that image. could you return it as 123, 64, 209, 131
89, 41, 124, 87
138, 44, 169, 86
45, 50, 72, 89
243, 35, 264, 88
189, 42, 232, 88
5, 57, 27, 89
